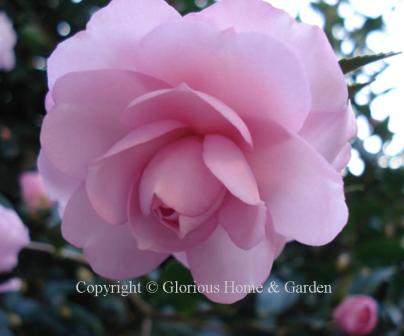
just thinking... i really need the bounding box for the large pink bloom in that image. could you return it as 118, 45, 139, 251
333, 295, 378, 335
39, 0, 356, 303
0, 204, 29, 273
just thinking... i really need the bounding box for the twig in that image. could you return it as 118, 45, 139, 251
24, 241, 87, 264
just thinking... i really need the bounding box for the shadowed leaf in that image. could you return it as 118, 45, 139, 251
339, 52, 401, 74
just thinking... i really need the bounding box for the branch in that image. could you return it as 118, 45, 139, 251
24, 241, 87, 264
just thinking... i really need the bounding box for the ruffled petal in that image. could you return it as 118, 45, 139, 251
37, 151, 80, 215
86, 120, 188, 225
203, 135, 261, 205
122, 84, 252, 147
84, 223, 168, 280
219, 194, 267, 250
47, 0, 180, 87
41, 70, 167, 177
300, 103, 357, 164
139, 137, 223, 217
247, 121, 348, 246
62, 185, 108, 248
135, 21, 310, 132
186, 0, 347, 115
129, 186, 219, 252
186, 225, 274, 304
332, 143, 352, 172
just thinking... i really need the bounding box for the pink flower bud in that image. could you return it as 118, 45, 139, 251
333, 295, 378, 335
0, 278, 22, 293
20, 171, 52, 211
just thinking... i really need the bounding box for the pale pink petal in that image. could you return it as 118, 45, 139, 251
129, 184, 219, 253
47, 0, 180, 88
86, 121, 188, 225
135, 21, 310, 132
122, 84, 252, 147
300, 103, 357, 164
188, 0, 354, 165
173, 253, 189, 268
41, 70, 167, 177
267, 220, 289, 259
186, 0, 347, 115
218, 195, 267, 250
332, 143, 352, 172
62, 185, 109, 248
203, 135, 261, 205
139, 137, 224, 217
45, 92, 54, 111
37, 151, 80, 215
177, 188, 225, 239
84, 223, 168, 280
186, 225, 274, 304
248, 121, 348, 246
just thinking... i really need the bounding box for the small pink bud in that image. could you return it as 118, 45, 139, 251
333, 295, 378, 335
20, 171, 52, 211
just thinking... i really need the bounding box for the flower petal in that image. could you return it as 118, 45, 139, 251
129, 187, 219, 253
41, 70, 167, 177
84, 223, 168, 280
300, 103, 357, 164
248, 121, 348, 246
219, 195, 267, 250
135, 21, 310, 132
47, 0, 180, 87
37, 151, 80, 215
186, 225, 274, 304
139, 137, 224, 217
86, 120, 188, 225
62, 185, 108, 248
203, 135, 261, 205
122, 84, 252, 147
186, 0, 347, 115
332, 143, 352, 172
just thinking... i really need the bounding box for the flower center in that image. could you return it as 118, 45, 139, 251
152, 198, 179, 232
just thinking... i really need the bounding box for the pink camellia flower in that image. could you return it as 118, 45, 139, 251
38, 0, 356, 303
0, 12, 17, 71
20, 171, 52, 212
333, 295, 378, 335
0, 204, 29, 273
0, 278, 22, 293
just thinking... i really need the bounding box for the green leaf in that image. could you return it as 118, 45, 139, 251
339, 52, 401, 74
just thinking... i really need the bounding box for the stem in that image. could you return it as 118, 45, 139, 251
24, 241, 87, 264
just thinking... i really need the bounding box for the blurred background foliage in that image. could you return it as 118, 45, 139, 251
0, 0, 403, 335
